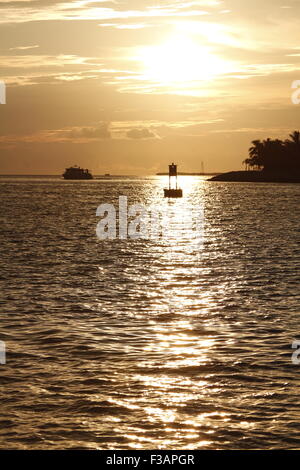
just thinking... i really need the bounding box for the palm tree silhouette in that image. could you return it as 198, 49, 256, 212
248, 139, 264, 170
287, 130, 300, 145
244, 131, 300, 173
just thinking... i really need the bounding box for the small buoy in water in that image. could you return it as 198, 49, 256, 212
164, 163, 183, 198
164, 188, 183, 198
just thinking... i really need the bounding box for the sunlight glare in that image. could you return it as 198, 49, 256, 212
140, 35, 229, 85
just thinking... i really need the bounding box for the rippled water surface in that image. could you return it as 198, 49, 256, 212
0, 176, 299, 449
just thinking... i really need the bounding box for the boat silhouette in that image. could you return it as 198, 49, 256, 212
63, 166, 93, 180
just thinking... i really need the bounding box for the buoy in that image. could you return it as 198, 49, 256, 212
164, 163, 183, 198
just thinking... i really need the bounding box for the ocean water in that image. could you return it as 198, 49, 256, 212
0, 175, 299, 450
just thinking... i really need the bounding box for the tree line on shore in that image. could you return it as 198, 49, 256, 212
243, 131, 300, 173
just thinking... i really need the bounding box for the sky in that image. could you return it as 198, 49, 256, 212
0, 0, 300, 174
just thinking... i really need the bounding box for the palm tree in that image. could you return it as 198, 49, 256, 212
287, 130, 300, 145
243, 158, 251, 171
248, 140, 264, 169
261, 138, 284, 172
285, 130, 300, 171
245, 131, 300, 173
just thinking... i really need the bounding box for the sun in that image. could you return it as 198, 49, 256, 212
139, 35, 229, 86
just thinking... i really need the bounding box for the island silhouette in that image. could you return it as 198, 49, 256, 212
211, 130, 300, 182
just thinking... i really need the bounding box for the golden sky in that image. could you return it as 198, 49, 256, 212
0, 0, 300, 174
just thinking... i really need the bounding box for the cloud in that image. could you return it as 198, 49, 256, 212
0, 54, 96, 68
0, 122, 111, 143
68, 123, 111, 139
126, 127, 159, 139
0, 0, 213, 24
9, 44, 40, 51
1, 118, 225, 144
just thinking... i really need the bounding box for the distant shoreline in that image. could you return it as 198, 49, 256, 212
0, 174, 137, 178
2, 172, 299, 182
156, 172, 218, 176
210, 171, 300, 183
0, 173, 215, 178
